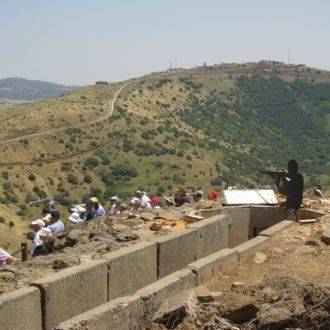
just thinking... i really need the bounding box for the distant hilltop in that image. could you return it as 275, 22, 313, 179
0, 77, 77, 101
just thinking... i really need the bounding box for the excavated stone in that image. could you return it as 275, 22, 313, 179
157, 209, 184, 221
140, 211, 156, 221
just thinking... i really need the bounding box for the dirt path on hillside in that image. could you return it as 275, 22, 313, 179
0, 83, 127, 145
0, 83, 127, 168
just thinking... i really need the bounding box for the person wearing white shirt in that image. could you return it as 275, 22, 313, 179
31, 219, 46, 256
136, 190, 152, 210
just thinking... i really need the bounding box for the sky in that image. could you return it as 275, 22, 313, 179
1, 0, 329, 85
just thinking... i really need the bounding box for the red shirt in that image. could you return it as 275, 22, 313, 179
208, 190, 218, 201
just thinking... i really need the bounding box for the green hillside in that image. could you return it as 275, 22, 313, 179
0, 62, 329, 248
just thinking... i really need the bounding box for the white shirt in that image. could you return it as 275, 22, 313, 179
48, 219, 65, 234
140, 194, 152, 209
32, 231, 43, 252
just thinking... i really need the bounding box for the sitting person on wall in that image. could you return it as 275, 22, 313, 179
30, 219, 46, 257
47, 210, 65, 234
0, 248, 13, 265
136, 190, 152, 210
90, 197, 105, 217
108, 196, 122, 215
164, 196, 176, 208
84, 200, 95, 221
129, 197, 142, 215
33, 228, 53, 256
174, 187, 190, 207
208, 188, 220, 201
41, 200, 56, 220
192, 190, 204, 203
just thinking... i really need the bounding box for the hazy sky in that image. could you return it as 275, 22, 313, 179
1, 0, 329, 85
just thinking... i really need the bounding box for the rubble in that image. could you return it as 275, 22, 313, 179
152, 290, 198, 328
231, 282, 245, 291
321, 228, 330, 245
293, 245, 315, 255
253, 252, 267, 264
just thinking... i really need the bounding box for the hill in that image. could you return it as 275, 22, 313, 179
0, 61, 329, 249
0, 77, 77, 101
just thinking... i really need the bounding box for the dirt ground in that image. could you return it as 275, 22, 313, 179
150, 211, 330, 330
206, 219, 330, 294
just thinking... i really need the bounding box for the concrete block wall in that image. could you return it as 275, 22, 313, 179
1, 206, 301, 330
0, 287, 42, 330
105, 241, 157, 300
32, 259, 108, 330
190, 214, 229, 259
156, 228, 198, 278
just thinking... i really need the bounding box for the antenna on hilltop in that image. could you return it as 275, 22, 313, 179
287, 49, 291, 65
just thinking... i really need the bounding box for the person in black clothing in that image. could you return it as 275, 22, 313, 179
276, 159, 304, 210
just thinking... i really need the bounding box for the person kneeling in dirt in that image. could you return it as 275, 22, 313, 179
174, 188, 190, 207
48, 210, 65, 234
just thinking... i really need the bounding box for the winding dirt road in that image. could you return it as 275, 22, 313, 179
0, 83, 128, 167
0, 83, 128, 146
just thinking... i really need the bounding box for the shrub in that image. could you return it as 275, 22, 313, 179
84, 157, 99, 169
33, 187, 47, 199
26, 231, 35, 240
67, 174, 78, 184
0, 216, 5, 224
141, 132, 150, 140
2, 182, 11, 190
112, 163, 138, 178
8, 220, 15, 228
28, 174, 36, 181
2, 171, 9, 180
61, 162, 72, 171
84, 174, 93, 184
54, 194, 72, 206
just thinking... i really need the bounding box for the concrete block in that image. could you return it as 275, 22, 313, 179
187, 248, 239, 284
190, 215, 229, 259
232, 235, 271, 259
136, 268, 197, 321
156, 229, 198, 278
56, 295, 144, 330
0, 287, 42, 330
104, 241, 157, 300
198, 208, 222, 218
250, 206, 286, 230
259, 220, 295, 237
58, 269, 197, 330
32, 259, 108, 329
219, 207, 251, 247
